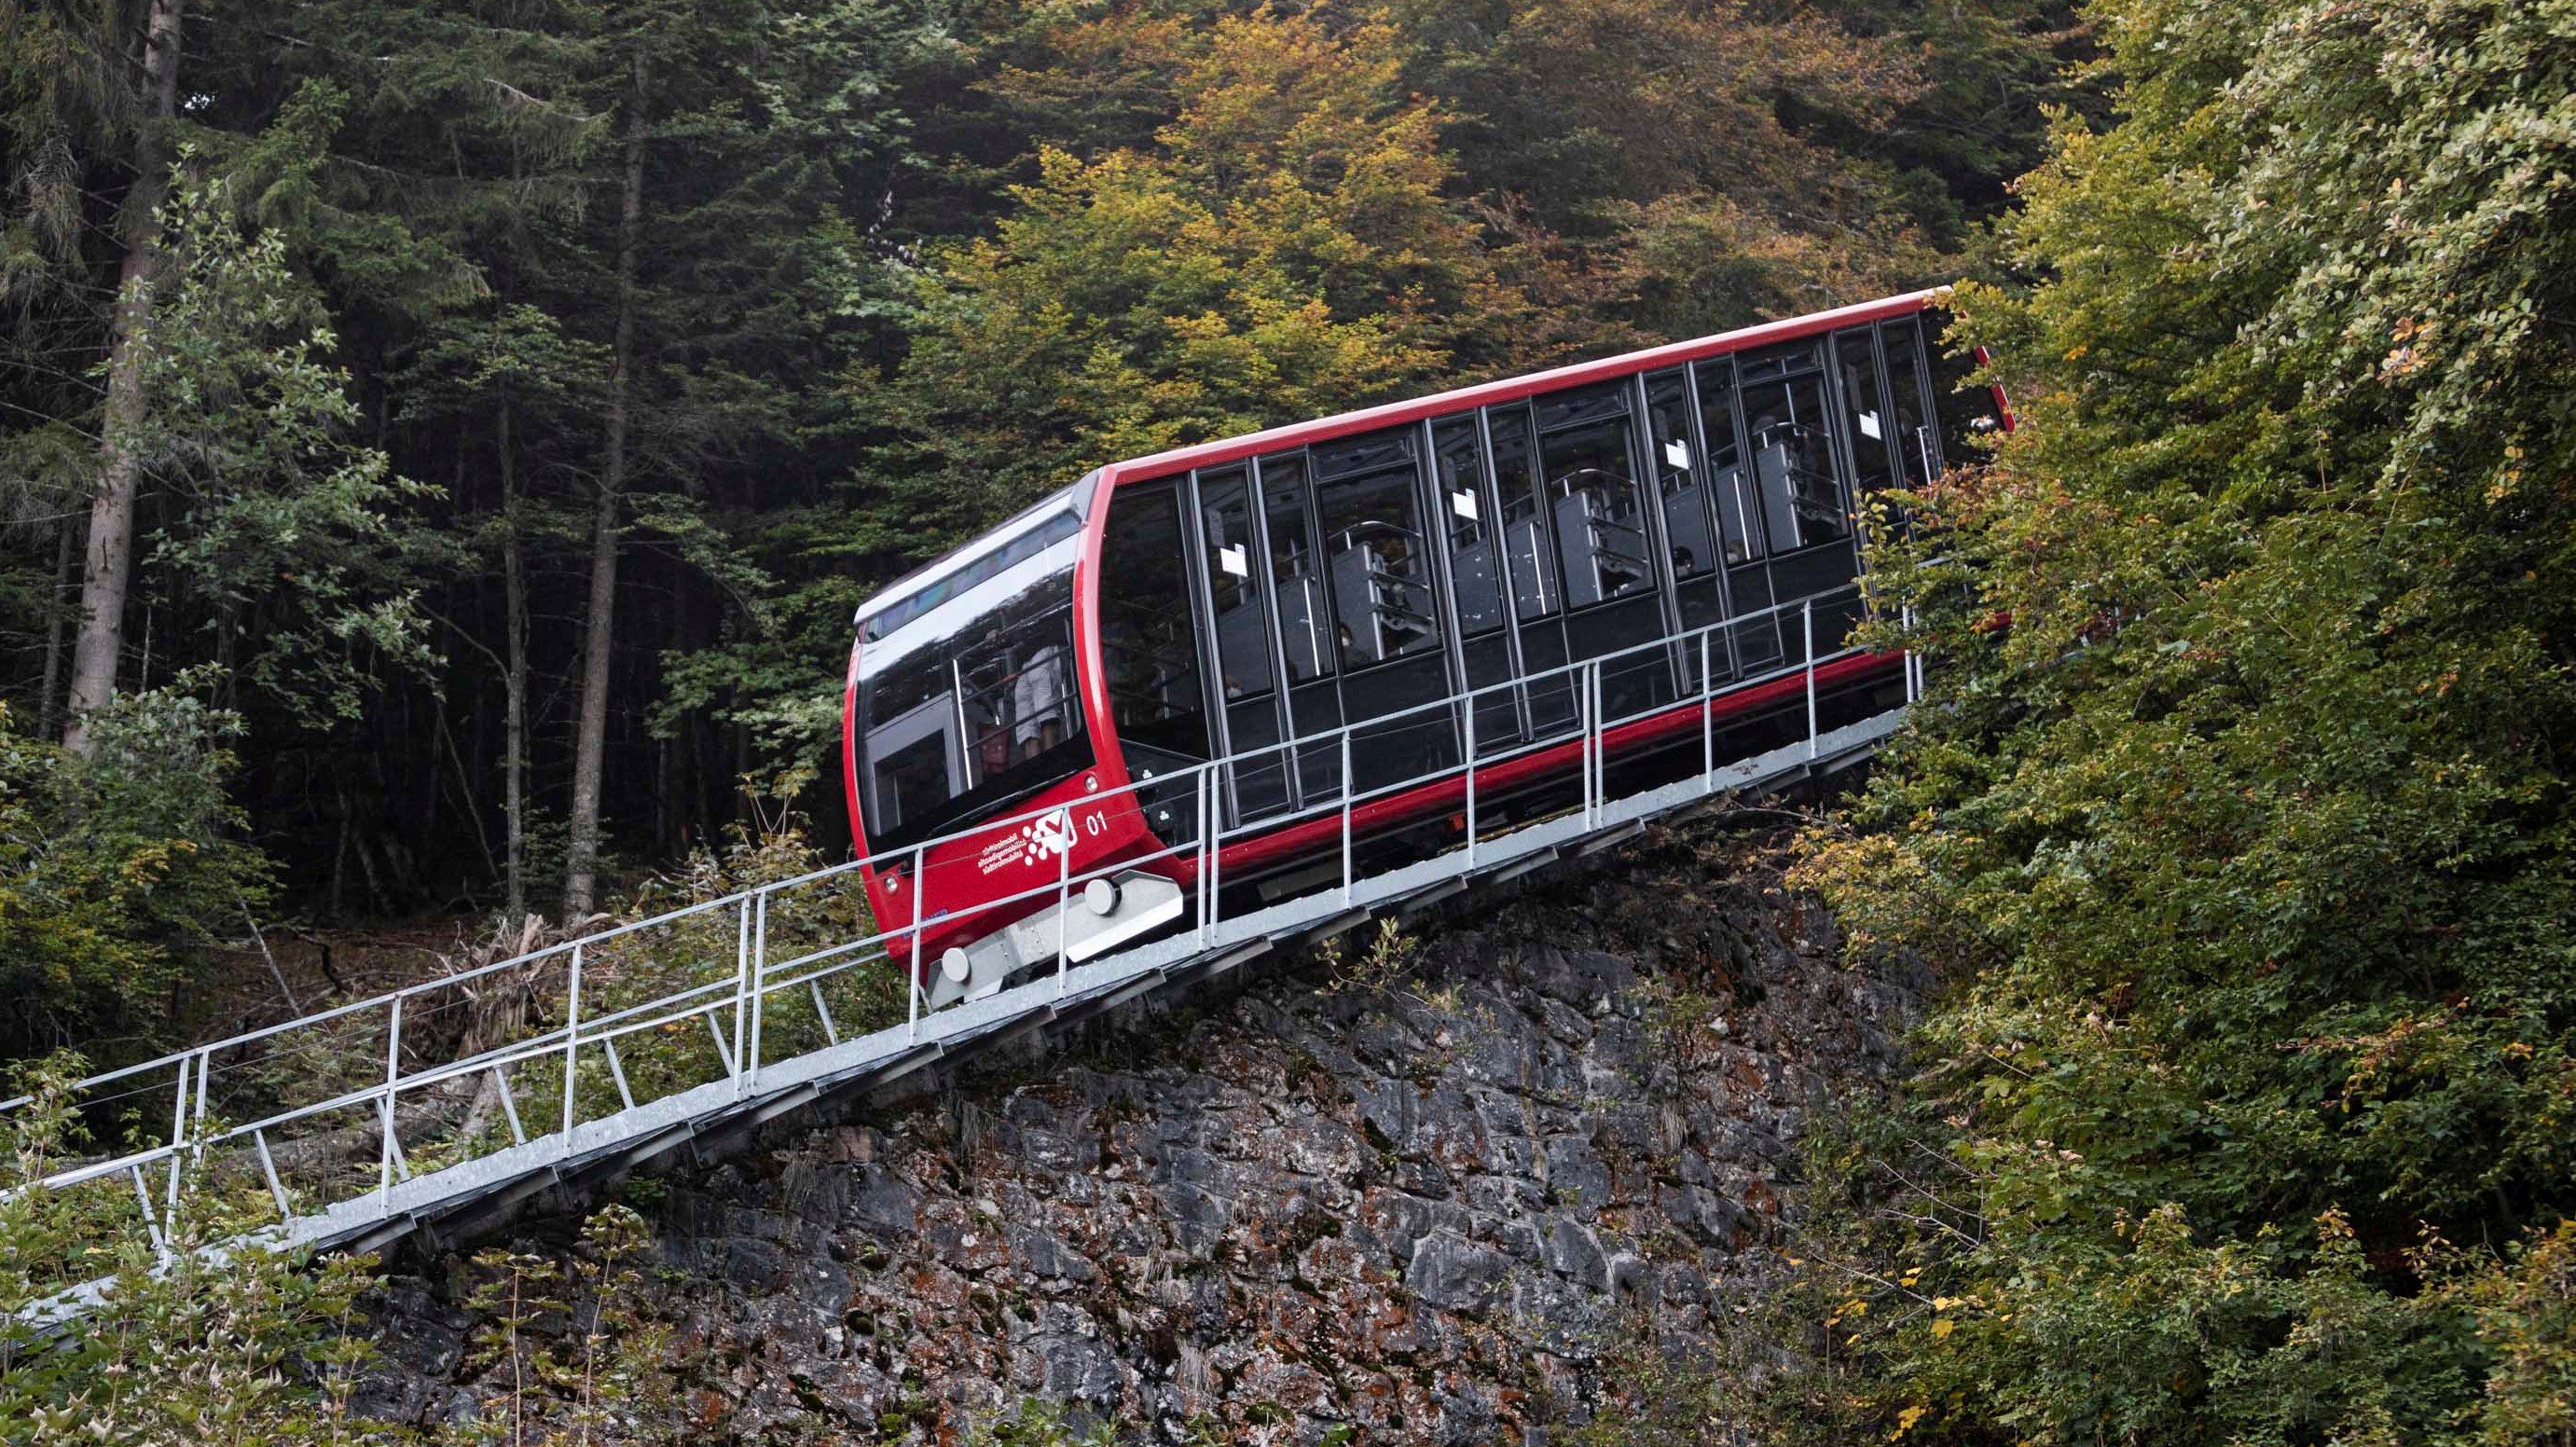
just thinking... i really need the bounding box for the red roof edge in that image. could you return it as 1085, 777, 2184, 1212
1099, 286, 1949, 486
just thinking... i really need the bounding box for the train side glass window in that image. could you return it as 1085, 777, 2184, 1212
872, 730, 951, 832
1742, 366, 1846, 551
1433, 416, 1506, 636
1835, 330, 1895, 497
1881, 318, 1938, 485
1099, 483, 1209, 759
862, 649, 958, 837
1535, 384, 1630, 432
1537, 383, 1652, 607
854, 544, 1091, 851
1313, 429, 1438, 668
1738, 338, 1821, 383
1260, 451, 1334, 682
1197, 466, 1274, 703
949, 572, 1085, 790
1930, 331, 2004, 464
1488, 405, 1559, 621
1692, 359, 1760, 564
1646, 370, 1715, 580
862, 508, 1082, 643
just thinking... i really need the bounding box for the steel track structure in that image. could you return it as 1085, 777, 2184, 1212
4, 586, 1911, 1327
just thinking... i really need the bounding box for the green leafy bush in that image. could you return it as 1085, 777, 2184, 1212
0, 691, 269, 1060
1771, 0, 2576, 1441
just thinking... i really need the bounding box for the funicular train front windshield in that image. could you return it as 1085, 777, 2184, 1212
853, 508, 1092, 854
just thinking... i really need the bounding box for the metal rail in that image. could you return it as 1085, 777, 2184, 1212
6, 584, 1911, 1325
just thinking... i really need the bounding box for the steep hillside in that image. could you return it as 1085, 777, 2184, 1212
357, 821, 1914, 1442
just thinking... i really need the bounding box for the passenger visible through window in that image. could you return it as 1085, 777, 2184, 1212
952, 586, 1081, 788
856, 560, 1089, 851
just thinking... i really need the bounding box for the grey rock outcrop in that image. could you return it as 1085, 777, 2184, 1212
361, 827, 1913, 1442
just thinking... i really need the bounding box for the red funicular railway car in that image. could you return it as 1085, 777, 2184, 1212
846, 289, 2007, 1008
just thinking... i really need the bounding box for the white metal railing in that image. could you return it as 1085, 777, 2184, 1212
1, 581, 1906, 1275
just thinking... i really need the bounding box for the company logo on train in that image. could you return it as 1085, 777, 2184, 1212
845, 289, 2008, 1007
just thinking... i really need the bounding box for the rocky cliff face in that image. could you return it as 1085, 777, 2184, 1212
362, 825, 1914, 1442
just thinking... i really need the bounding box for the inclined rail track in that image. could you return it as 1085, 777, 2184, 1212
5, 586, 1908, 1327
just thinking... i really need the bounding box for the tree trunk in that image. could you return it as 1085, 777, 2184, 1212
36, 517, 75, 739
63, 0, 186, 756
562, 62, 649, 920
500, 398, 530, 922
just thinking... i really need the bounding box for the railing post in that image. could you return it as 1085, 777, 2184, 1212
745, 889, 768, 1094
380, 994, 404, 1200
906, 843, 926, 1040
1804, 599, 1818, 760
1054, 810, 1071, 999
1206, 765, 1223, 934
190, 1046, 211, 1165
1896, 603, 1908, 701
604, 1037, 638, 1112
1902, 604, 1918, 703
255, 1128, 290, 1220
1583, 663, 1600, 828
1463, 696, 1479, 866
731, 899, 751, 1088
492, 1067, 526, 1145
1575, 665, 1589, 828
131, 1164, 169, 1263
165, 1051, 190, 1229
1701, 628, 1715, 785
1340, 730, 1355, 905
812, 980, 840, 1045
1195, 774, 1212, 947
560, 944, 583, 1136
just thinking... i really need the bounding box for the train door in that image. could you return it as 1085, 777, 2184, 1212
1536, 379, 1672, 719
1486, 402, 1578, 737
1431, 412, 1524, 752
1737, 338, 1857, 659
1099, 480, 1214, 844
1311, 426, 1456, 793
1192, 463, 1291, 825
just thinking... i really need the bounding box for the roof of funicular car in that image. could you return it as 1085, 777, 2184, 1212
1091, 287, 1947, 489
847, 286, 1943, 635
850, 474, 1099, 632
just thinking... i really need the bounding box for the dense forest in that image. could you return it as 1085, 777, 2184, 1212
0, 0, 2075, 1059
7, 0, 2576, 1442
